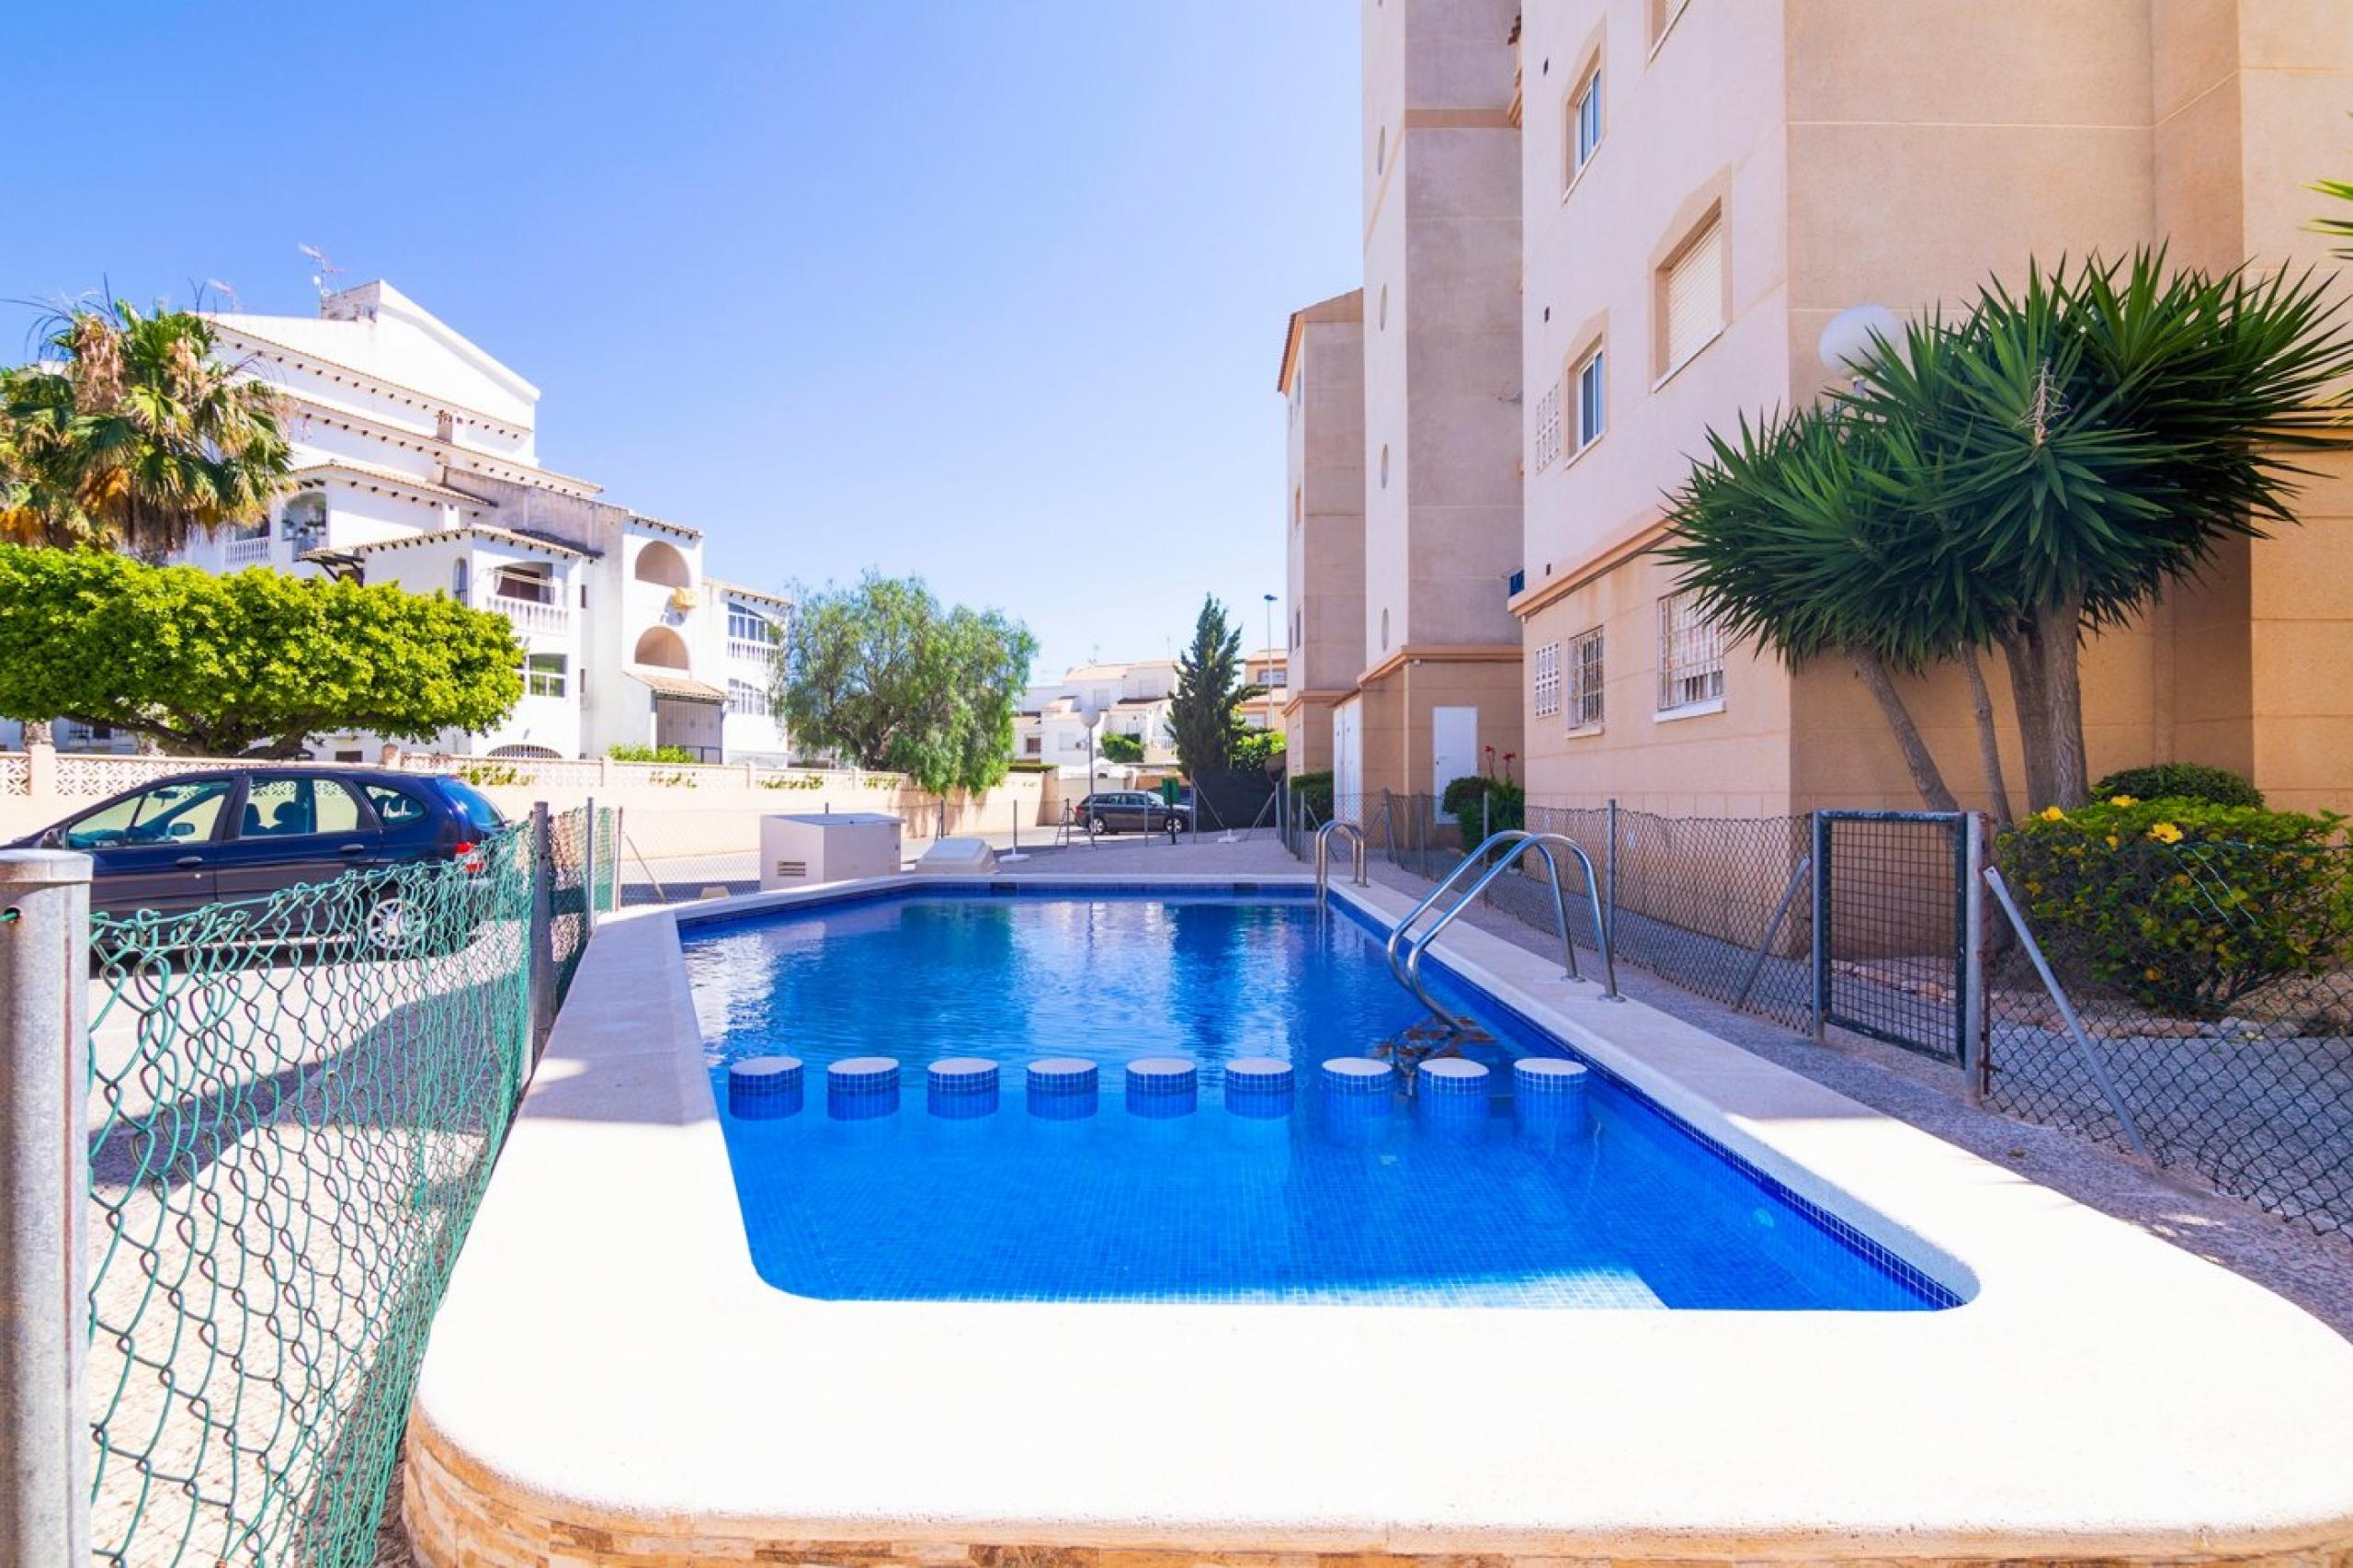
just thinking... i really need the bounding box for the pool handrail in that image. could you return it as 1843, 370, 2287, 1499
1382, 830, 1618, 1028
1313, 820, 1368, 904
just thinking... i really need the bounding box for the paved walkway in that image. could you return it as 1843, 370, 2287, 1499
1006, 832, 2353, 1335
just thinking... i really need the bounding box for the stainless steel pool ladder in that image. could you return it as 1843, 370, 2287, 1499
1381, 831, 1619, 1042
1313, 820, 1368, 907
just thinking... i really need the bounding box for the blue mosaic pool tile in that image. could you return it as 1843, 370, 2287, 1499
687, 894, 1960, 1311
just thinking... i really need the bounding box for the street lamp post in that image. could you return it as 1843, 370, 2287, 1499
1262, 592, 1278, 733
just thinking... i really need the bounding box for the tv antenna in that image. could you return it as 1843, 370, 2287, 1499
297, 243, 344, 299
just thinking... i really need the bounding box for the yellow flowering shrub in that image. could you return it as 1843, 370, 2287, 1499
1999, 798, 2353, 1017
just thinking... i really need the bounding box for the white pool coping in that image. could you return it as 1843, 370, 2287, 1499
409, 872, 2353, 1562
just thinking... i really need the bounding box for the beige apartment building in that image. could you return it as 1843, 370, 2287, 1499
1509, 0, 2353, 817
1284, 0, 1527, 812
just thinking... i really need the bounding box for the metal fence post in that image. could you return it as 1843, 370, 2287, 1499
1962, 811, 1986, 1100
0, 849, 94, 1566
528, 801, 556, 1056
1809, 810, 1830, 1044
583, 795, 598, 937
1604, 798, 1619, 950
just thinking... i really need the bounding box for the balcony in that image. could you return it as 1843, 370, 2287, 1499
727, 637, 778, 666
224, 536, 272, 568
485, 593, 572, 638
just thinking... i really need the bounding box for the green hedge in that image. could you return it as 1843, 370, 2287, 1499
2000, 797, 2353, 1017
1445, 775, 1525, 850
1289, 769, 1334, 825
2091, 762, 2264, 810
608, 744, 700, 764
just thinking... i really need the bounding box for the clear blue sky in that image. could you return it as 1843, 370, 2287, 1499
0, 2, 1360, 680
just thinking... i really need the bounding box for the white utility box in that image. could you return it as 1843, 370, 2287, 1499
758, 812, 904, 889
914, 835, 998, 874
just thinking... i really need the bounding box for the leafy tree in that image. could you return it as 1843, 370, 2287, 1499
779, 572, 1037, 795
1231, 726, 1286, 769
1098, 731, 1144, 763
0, 299, 290, 556
0, 545, 523, 756
1165, 595, 1263, 777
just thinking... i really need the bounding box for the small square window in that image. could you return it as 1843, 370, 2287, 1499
524, 653, 568, 699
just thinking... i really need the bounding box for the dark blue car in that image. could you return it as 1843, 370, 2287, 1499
10, 767, 506, 935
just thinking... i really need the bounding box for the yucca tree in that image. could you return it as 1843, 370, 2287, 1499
0, 299, 290, 559
1841, 249, 2353, 808
1660, 404, 2008, 818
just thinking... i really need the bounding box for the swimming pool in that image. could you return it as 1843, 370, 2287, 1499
684, 888, 1949, 1310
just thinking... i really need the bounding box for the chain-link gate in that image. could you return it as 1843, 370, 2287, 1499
1812, 811, 1975, 1064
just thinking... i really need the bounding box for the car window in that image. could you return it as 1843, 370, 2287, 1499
363, 783, 430, 827
238, 776, 364, 838
437, 779, 505, 835
63, 778, 233, 849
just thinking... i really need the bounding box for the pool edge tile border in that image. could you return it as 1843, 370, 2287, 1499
406, 871, 2353, 1568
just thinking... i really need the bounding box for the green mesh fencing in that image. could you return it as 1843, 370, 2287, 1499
85, 826, 537, 1566
547, 804, 615, 1014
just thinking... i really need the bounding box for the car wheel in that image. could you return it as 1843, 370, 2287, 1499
1088, 814, 1111, 835
1164, 815, 1183, 833
363, 894, 419, 956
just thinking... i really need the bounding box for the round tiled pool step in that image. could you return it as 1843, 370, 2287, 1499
1415, 1056, 1490, 1140
1027, 1057, 1098, 1119
926, 1057, 999, 1119
1513, 1056, 1591, 1139
727, 1055, 803, 1119
1320, 1056, 1393, 1146
1223, 1056, 1293, 1119
1125, 1057, 1199, 1119
827, 1056, 901, 1119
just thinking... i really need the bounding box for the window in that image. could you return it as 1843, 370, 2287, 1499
525, 653, 568, 699
1531, 642, 1562, 719
1532, 380, 1563, 471
1660, 217, 1726, 377
1656, 591, 1725, 712
451, 558, 470, 604
1267, 665, 1288, 686
278, 492, 325, 543
1023, 735, 1042, 757
239, 777, 365, 838
727, 605, 776, 645
1575, 348, 1606, 449
1571, 66, 1602, 181
62, 778, 232, 849
727, 678, 767, 717
364, 784, 429, 826
1567, 626, 1605, 728
494, 568, 551, 604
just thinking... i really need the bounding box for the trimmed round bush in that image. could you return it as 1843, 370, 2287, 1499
2091, 762, 2265, 810
1999, 798, 2352, 1017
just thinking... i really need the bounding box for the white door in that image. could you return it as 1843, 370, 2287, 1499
1332, 699, 1362, 819
1431, 706, 1478, 798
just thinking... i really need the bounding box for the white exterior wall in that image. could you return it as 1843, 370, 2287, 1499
108, 280, 798, 765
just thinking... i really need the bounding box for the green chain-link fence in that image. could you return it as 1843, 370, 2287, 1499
81, 810, 590, 1566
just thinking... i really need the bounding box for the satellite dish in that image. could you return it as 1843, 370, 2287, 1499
1818, 304, 1903, 376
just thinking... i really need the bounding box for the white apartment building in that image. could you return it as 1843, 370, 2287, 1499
23, 280, 793, 763
1012, 659, 1180, 774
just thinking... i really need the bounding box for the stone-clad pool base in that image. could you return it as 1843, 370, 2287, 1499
403, 875, 2353, 1567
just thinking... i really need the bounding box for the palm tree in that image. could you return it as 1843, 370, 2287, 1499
1841, 250, 2353, 808
1661, 405, 2006, 817
0, 298, 290, 559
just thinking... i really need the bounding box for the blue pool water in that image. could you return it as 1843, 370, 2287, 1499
683, 890, 1952, 1310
